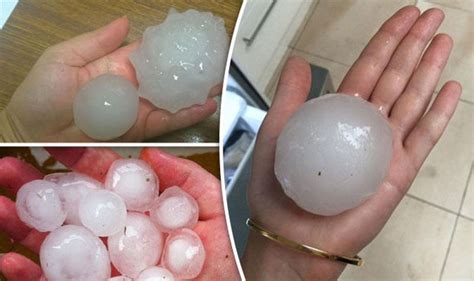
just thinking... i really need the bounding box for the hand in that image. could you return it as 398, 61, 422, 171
4, 17, 219, 142
0, 147, 239, 280
242, 6, 461, 280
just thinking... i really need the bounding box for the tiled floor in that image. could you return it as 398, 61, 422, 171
292, 0, 473, 280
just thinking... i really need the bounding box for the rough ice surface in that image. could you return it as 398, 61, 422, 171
15, 180, 66, 232
105, 159, 159, 212
44, 172, 101, 225
136, 266, 174, 281
108, 212, 164, 278
129, 9, 229, 113
40, 225, 111, 281
78, 190, 127, 237
275, 94, 393, 216
73, 74, 139, 140
162, 228, 205, 279
150, 186, 198, 232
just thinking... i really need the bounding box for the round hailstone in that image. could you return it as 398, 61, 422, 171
40, 225, 111, 281
162, 228, 205, 279
108, 212, 164, 278
275, 94, 393, 216
44, 172, 101, 225
105, 159, 159, 212
15, 180, 66, 232
150, 186, 199, 232
78, 189, 127, 237
73, 74, 139, 140
129, 9, 229, 113
136, 266, 174, 281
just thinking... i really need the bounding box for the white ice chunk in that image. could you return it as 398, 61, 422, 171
108, 212, 164, 278
40, 225, 111, 281
15, 180, 66, 232
136, 266, 174, 281
274, 94, 393, 216
105, 159, 159, 212
162, 228, 205, 279
78, 189, 127, 236
73, 74, 139, 140
150, 186, 198, 232
130, 9, 229, 113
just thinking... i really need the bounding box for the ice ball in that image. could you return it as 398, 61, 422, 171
136, 266, 174, 281
40, 225, 111, 281
15, 180, 66, 232
44, 172, 101, 225
105, 159, 159, 212
162, 228, 205, 279
108, 212, 164, 278
129, 9, 229, 113
73, 74, 139, 140
150, 186, 199, 232
275, 94, 393, 216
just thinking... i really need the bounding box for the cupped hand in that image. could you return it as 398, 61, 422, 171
4, 17, 219, 142
0, 147, 239, 281
243, 6, 461, 280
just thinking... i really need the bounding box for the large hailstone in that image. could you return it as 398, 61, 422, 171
275, 94, 393, 216
129, 9, 229, 113
73, 74, 139, 140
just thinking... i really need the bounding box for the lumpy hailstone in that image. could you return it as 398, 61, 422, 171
136, 266, 175, 281
40, 225, 111, 281
162, 228, 205, 279
105, 159, 159, 212
150, 186, 199, 232
73, 74, 139, 140
275, 94, 392, 216
15, 180, 66, 232
130, 9, 229, 113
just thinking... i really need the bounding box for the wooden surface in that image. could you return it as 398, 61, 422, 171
0, 0, 242, 142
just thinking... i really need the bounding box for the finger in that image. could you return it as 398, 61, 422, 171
140, 148, 224, 220
46, 148, 121, 181
0, 252, 42, 281
0, 157, 43, 194
20, 230, 48, 254
0, 196, 30, 241
404, 81, 461, 168
43, 17, 130, 67
338, 6, 420, 99
370, 8, 444, 115
209, 83, 223, 98
390, 34, 453, 139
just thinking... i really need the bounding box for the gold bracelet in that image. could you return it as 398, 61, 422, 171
246, 218, 363, 266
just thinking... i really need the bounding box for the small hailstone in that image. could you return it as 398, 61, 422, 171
275, 94, 393, 216
40, 225, 111, 281
78, 189, 127, 237
162, 228, 205, 279
150, 186, 199, 232
15, 180, 66, 232
136, 266, 174, 281
108, 212, 164, 278
108, 277, 132, 281
73, 74, 139, 140
105, 159, 159, 212
129, 9, 229, 113
44, 172, 101, 225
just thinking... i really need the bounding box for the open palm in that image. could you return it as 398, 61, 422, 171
243, 6, 461, 280
5, 17, 219, 142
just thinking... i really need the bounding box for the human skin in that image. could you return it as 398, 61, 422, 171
242, 6, 461, 280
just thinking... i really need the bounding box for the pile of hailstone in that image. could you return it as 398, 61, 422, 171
16, 159, 204, 281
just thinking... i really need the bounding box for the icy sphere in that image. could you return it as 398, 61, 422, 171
40, 225, 111, 281
129, 9, 229, 113
44, 172, 101, 225
275, 94, 393, 216
108, 212, 164, 278
162, 228, 205, 279
15, 180, 66, 232
105, 159, 159, 212
150, 186, 199, 232
73, 74, 139, 140
137, 266, 174, 281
